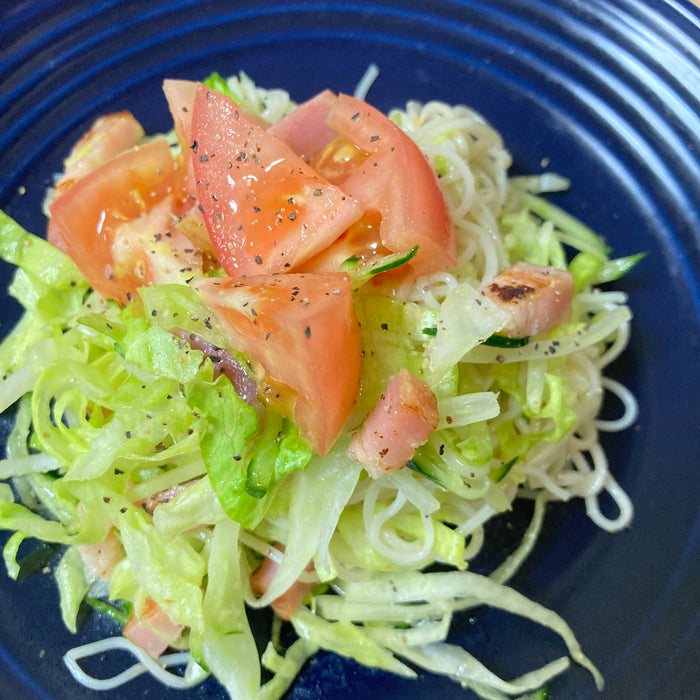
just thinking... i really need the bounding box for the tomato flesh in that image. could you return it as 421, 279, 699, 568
47, 111, 145, 252
197, 272, 361, 455
49, 139, 187, 304
191, 84, 362, 277
326, 94, 456, 276
298, 210, 388, 273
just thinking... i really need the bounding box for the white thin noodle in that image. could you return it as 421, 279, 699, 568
63, 638, 202, 691
586, 471, 634, 532
595, 377, 639, 432
353, 63, 380, 101
363, 480, 436, 566
517, 347, 636, 530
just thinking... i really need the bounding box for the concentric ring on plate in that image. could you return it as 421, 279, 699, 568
0, 2, 698, 700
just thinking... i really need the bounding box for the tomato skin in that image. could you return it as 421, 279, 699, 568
163, 79, 198, 200
191, 84, 362, 277
197, 272, 362, 455
163, 78, 271, 198
48, 139, 186, 304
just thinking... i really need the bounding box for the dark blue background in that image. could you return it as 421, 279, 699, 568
1, 1, 698, 698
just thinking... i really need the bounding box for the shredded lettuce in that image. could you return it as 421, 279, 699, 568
249, 450, 361, 607
196, 518, 261, 700
291, 607, 416, 678
0, 210, 89, 322
337, 570, 603, 689
186, 375, 313, 530
569, 250, 647, 291
258, 638, 318, 700
152, 476, 227, 540
427, 282, 510, 384
186, 377, 262, 526
0, 213, 89, 378
508, 189, 612, 259
354, 294, 436, 414
55, 546, 91, 633
118, 507, 205, 631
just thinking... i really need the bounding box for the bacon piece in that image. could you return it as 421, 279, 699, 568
123, 597, 184, 658
347, 368, 439, 478
267, 89, 338, 160
77, 530, 125, 583
480, 262, 574, 337
249, 546, 315, 621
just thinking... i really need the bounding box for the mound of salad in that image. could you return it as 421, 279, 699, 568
0, 69, 643, 699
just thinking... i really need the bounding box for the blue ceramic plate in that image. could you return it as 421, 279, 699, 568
1, 1, 698, 698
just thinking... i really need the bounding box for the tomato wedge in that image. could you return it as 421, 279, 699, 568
49, 139, 188, 304
47, 112, 145, 252
191, 84, 362, 277
197, 272, 361, 455
269, 90, 456, 276
325, 94, 456, 276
